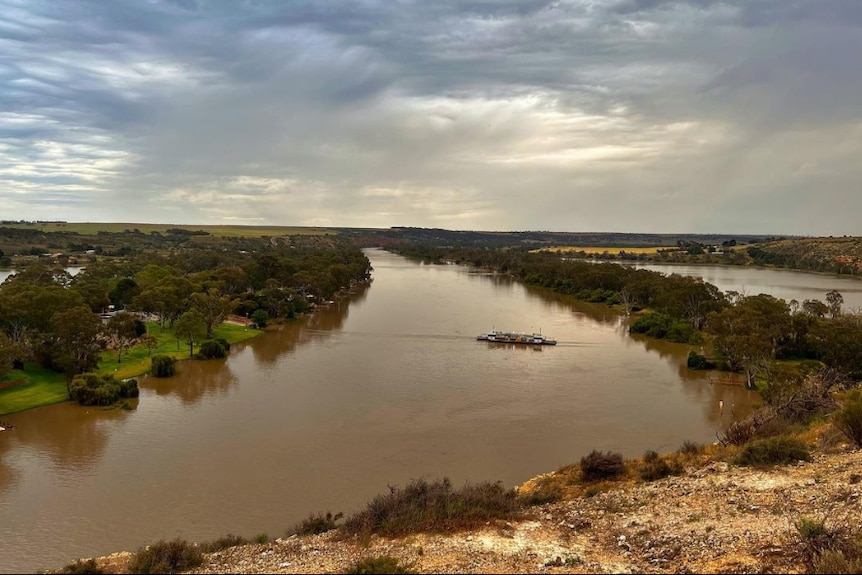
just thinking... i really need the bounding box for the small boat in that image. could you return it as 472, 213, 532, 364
476, 329, 557, 345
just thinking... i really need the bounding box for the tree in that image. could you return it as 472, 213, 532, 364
0, 332, 15, 379
190, 288, 234, 338
109, 277, 140, 308
105, 312, 138, 363
826, 290, 844, 319
251, 309, 269, 328
139, 334, 158, 357
50, 306, 103, 389
705, 295, 790, 388
173, 310, 206, 357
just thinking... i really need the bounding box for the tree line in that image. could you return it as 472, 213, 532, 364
392, 244, 862, 385
0, 235, 371, 395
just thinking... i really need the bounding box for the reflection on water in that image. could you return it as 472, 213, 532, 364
0, 401, 131, 473
146, 357, 239, 404
1, 250, 764, 574
248, 282, 368, 365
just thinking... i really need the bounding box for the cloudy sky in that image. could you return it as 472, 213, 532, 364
1, 1, 860, 235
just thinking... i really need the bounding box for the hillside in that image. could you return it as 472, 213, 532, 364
747, 237, 862, 276
57, 444, 862, 574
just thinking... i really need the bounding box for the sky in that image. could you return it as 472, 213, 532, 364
1, 0, 861, 235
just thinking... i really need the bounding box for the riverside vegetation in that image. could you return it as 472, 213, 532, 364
0, 230, 371, 415
5, 226, 860, 573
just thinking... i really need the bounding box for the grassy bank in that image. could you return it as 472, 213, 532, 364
0, 363, 68, 416
0, 321, 263, 416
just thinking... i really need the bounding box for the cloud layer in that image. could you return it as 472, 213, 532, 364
2, 0, 860, 234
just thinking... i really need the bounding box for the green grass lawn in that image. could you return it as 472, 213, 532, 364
0, 363, 69, 416
0, 321, 263, 416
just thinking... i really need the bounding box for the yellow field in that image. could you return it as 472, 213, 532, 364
2, 222, 337, 237
535, 246, 677, 254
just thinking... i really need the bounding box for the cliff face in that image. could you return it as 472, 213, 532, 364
68, 445, 862, 574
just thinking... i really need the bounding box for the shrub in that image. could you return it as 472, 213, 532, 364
151, 355, 176, 377
637, 450, 683, 482
126, 538, 203, 574
813, 550, 862, 574
519, 476, 563, 505
254, 533, 269, 544
291, 511, 343, 536
196, 340, 227, 360
201, 533, 248, 552
732, 436, 811, 467
678, 440, 703, 456
721, 419, 757, 446
341, 478, 520, 537
251, 309, 269, 328
629, 312, 699, 344
133, 319, 147, 337
343, 555, 415, 574
795, 516, 862, 572
69, 373, 138, 406
686, 351, 715, 370
833, 390, 862, 448
579, 450, 626, 482
58, 558, 104, 574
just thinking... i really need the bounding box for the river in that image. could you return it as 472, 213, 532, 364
3, 249, 831, 573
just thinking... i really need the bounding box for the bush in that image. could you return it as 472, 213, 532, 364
579, 450, 626, 482
732, 435, 811, 467
151, 355, 176, 377
795, 517, 862, 573
201, 533, 248, 553
69, 373, 138, 406
343, 555, 415, 574
813, 550, 862, 574
686, 351, 714, 370
126, 538, 203, 574
341, 478, 520, 537
637, 450, 683, 482
678, 440, 703, 456
834, 390, 862, 448
133, 319, 147, 337
629, 312, 699, 344
519, 476, 563, 506
58, 558, 104, 574
291, 511, 343, 535
721, 419, 757, 446
196, 340, 228, 360
251, 309, 269, 328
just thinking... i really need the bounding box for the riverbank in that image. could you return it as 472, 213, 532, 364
0, 321, 263, 416
52, 441, 862, 574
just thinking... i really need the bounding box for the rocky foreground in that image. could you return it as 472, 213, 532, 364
73, 444, 862, 574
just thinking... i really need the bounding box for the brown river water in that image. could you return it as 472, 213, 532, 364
8, 248, 857, 573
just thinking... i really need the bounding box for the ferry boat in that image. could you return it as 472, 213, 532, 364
476, 329, 557, 345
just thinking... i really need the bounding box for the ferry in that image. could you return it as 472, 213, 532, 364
476, 329, 557, 345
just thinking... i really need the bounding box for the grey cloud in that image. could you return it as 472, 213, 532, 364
1, 0, 860, 234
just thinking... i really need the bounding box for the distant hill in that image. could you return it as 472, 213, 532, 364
338, 227, 786, 250
745, 236, 862, 276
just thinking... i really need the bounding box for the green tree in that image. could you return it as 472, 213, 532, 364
706, 294, 790, 388
825, 290, 843, 319
173, 310, 206, 357
0, 332, 15, 379
109, 277, 140, 308
50, 306, 103, 389
190, 288, 234, 338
